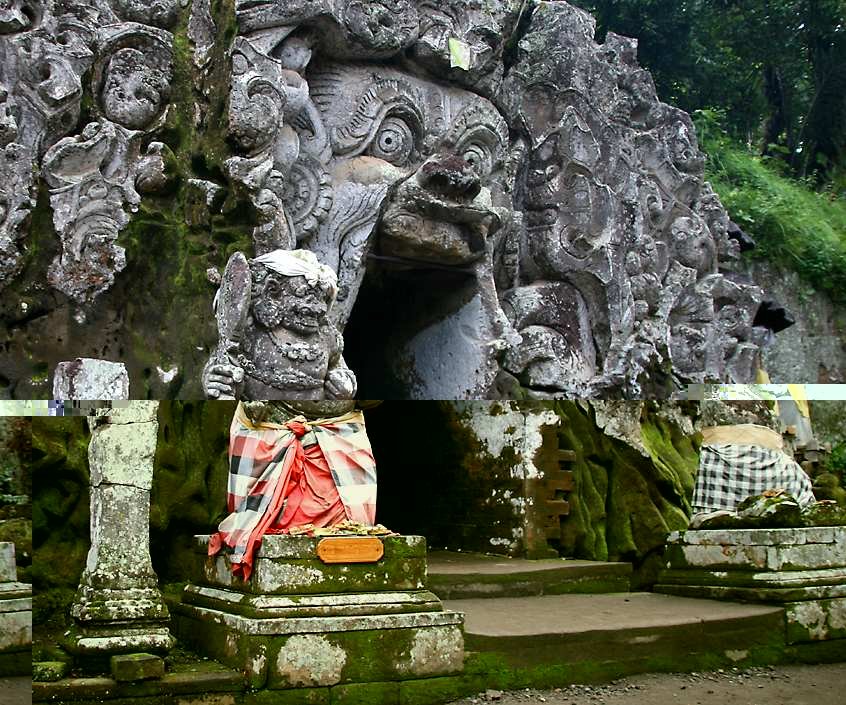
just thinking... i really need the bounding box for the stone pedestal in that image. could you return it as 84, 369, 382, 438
173, 535, 465, 693
656, 527, 846, 647
0, 542, 32, 676
67, 402, 174, 659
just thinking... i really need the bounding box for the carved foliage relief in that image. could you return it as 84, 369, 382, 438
0, 1, 783, 398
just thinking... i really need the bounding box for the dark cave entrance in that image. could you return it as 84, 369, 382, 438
366, 401, 495, 552
342, 261, 481, 399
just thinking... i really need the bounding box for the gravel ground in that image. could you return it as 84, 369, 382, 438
0, 677, 31, 705
449, 664, 846, 705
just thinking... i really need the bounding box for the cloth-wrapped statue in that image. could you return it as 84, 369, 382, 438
691, 400, 815, 525
208, 401, 377, 579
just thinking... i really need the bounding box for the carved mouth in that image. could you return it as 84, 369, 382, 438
379, 206, 488, 266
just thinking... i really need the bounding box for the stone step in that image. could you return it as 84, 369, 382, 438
427, 552, 632, 599
447, 592, 787, 679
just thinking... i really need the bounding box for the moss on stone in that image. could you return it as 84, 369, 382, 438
31, 416, 91, 599
554, 402, 699, 587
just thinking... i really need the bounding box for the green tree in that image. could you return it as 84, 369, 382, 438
572, 0, 846, 182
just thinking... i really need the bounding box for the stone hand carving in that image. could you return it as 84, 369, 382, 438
203, 248, 357, 400
41, 21, 172, 307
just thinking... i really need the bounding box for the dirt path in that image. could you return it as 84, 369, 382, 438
450, 664, 846, 705
0, 677, 31, 705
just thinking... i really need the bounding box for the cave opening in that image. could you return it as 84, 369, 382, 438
342, 261, 480, 399
366, 401, 491, 552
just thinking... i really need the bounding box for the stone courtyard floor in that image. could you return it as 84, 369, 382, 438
0, 677, 32, 705
450, 664, 846, 705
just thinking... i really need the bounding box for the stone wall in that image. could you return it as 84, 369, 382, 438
748, 261, 846, 383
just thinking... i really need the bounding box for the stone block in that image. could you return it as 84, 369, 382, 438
664, 527, 846, 572
195, 535, 428, 595
174, 604, 464, 689
33, 661, 70, 682
0, 543, 16, 582
658, 526, 846, 645
182, 584, 443, 619
399, 675, 485, 705
247, 687, 330, 705
785, 597, 846, 644
111, 653, 166, 682
96, 401, 160, 425
267, 622, 464, 688
53, 358, 130, 400
0, 597, 32, 651
88, 422, 159, 489
332, 681, 400, 705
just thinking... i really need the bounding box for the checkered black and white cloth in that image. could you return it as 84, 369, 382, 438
692, 443, 816, 513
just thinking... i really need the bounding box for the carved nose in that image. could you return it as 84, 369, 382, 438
417, 155, 481, 200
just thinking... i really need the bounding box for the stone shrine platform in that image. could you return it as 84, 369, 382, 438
655, 526, 846, 647
0, 542, 32, 676
172, 534, 464, 692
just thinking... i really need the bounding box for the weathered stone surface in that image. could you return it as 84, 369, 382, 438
183, 584, 443, 619
32, 667, 244, 702
657, 526, 846, 644
1, 0, 791, 398
174, 601, 464, 690
0, 542, 15, 582
194, 534, 427, 595
666, 526, 845, 547
53, 358, 130, 400
68, 401, 174, 657
785, 597, 846, 643
87, 424, 158, 489
178, 530, 464, 691
110, 653, 166, 681
0, 596, 31, 650
0, 538, 31, 662
33, 661, 70, 682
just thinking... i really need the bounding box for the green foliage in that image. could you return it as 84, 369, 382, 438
695, 110, 846, 302
572, 0, 846, 182
825, 442, 846, 484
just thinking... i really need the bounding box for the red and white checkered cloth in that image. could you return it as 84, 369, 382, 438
207, 404, 377, 579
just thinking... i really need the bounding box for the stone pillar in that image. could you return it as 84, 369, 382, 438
0, 542, 32, 675
67, 401, 174, 658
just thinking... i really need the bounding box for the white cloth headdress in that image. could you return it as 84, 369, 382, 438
253, 249, 338, 300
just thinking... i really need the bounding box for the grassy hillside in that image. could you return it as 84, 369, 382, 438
696, 110, 846, 304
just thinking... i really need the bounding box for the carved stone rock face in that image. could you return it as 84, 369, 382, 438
304, 61, 510, 327
0, 0, 791, 399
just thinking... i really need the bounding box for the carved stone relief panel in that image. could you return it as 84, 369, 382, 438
0, 1, 790, 399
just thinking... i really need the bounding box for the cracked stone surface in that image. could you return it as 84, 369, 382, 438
67, 400, 174, 656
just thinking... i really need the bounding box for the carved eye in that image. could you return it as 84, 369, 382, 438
368, 116, 415, 165
461, 143, 492, 176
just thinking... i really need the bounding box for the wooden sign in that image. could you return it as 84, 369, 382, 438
317, 537, 384, 564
